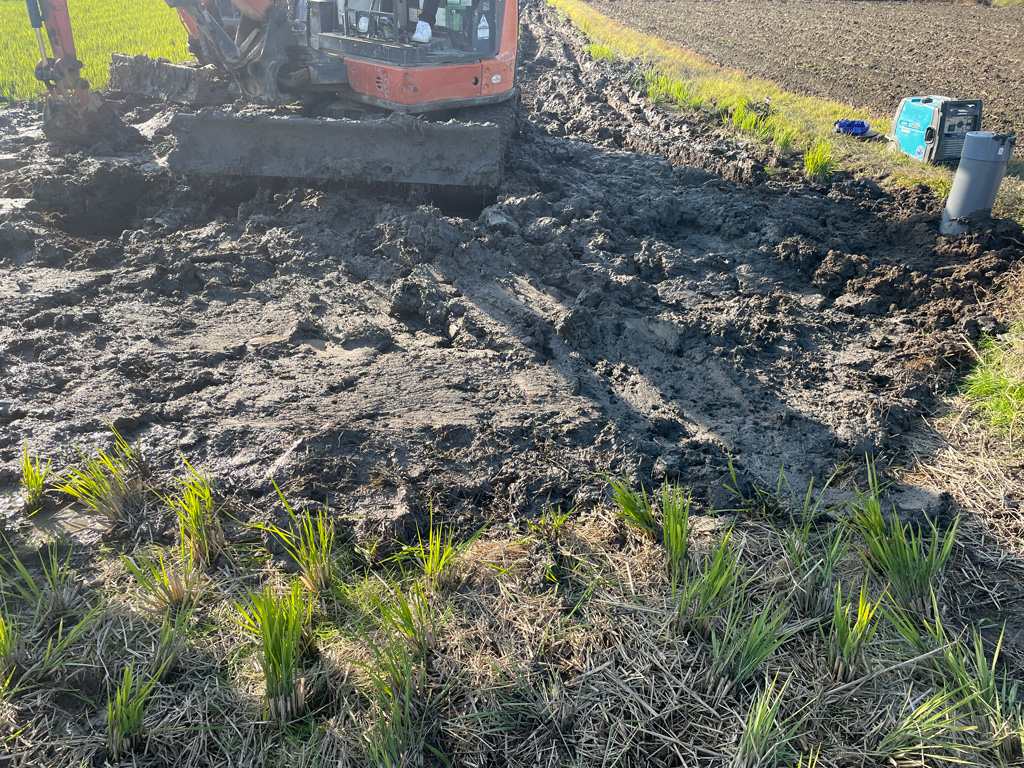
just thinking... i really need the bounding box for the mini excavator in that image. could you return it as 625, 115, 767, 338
24, 0, 519, 188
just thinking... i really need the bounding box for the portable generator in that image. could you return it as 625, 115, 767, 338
889, 96, 983, 163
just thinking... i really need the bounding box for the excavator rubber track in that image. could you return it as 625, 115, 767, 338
165, 98, 518, 189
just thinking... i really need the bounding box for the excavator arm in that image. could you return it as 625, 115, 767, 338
25, 0, 118, 142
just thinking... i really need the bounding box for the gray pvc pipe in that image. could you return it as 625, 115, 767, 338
940, 131, 1016, 235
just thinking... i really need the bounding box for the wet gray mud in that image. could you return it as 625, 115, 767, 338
0, 1, 1020, 537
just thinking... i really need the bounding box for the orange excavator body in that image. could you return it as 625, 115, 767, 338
28, 0, 520, 187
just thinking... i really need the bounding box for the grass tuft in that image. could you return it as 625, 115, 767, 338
804, 139, 835, 183
528, 505, 572, 543
938, 629, 1022, 759
732, 675, 800, 768
961, 324, 1024, 441
121, 544, 202, 613
236, 582, 311, 724
851, 462, 957, 618
585, 43, 616, 63
372, 577, 448, 655
784, 518, 850, 618
607, 475, 658, 539
826, 581, 882, 682
678, 526, 744, 637
392, 507, 481, 592
0, 606, 25, 686
1, 543, 84, 623
59, 427, 149, 526
19, 443, 51, 516
661, 481, 691, 586
870, 687, 979, 765
358, 633, 447, 767
250, 481, 336, 594
107, 662, 161, 761
707, 595, 797, 697
163, 460, 225, 568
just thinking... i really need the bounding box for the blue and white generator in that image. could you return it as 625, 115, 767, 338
889, 96, 983, 163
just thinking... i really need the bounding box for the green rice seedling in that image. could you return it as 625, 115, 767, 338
731, 675, 800, 768
0, 543, 83, 624
0, 607, 26, 685
19, 443, 51, 516
107, 662, 161, 761
728, 461, 842, 525
677, 527, 744, 637
121, 545, 201, 613
784, 518, 851, 617
151, 606, 193, 680
804, 139, 835, 183
372, 578, 449, 656
108, 424, 149, 479
59, 429, 149, 526
773, 125, 796, 152
163, 460, 224, 567
826, 581, 883, 682
250, 481, 335, 593
607, 475, 658, 539
884, 593, 949, 657
938, 629, 1022, 759
644, 70, 673, 106
706, 595, 796, 698
870, 687, 978, 766
236, 582, 311, 724
0, 602, 98, 691
360, 636, 447, 767
392, 507, 483, 592
852, 464, 957, 618
528, 505, 571, 544
661, 481, 691, 587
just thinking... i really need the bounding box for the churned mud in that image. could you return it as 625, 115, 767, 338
1, 0, 1021, 541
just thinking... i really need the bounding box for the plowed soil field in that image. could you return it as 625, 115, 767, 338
587, 0, 1024, 134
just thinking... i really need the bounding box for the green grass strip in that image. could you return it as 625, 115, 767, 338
962, 322, 1024, 439
0, 0, 189, 101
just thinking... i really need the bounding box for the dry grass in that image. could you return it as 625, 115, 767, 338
3, 444, 1023, 767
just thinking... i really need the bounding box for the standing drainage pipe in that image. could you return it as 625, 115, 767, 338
940, 131, 1016, 236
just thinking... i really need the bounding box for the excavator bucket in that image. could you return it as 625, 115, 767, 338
165, 110, 508, 188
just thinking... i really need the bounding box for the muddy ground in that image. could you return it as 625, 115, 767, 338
0, 0, 1022, 542
588, 0, 1024, 135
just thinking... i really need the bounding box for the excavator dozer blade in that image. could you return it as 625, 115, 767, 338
165, 110, 506, 188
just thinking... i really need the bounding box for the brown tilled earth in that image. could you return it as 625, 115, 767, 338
587, 0, 1024, 135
